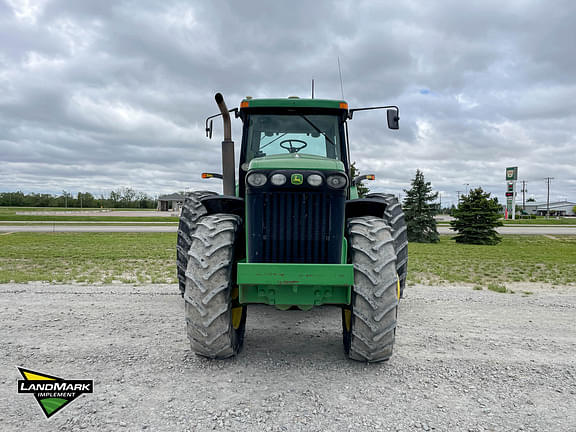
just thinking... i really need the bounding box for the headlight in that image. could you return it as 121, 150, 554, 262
327, 174, 347, 189
270, 173, 287, 186
307, 174, 323, 187
247, 173, 267, 187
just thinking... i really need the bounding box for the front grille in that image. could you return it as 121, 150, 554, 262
247, 188, 345, 264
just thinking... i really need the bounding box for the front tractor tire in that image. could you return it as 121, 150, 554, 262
184, 214, 246, 359
177, 191, 217, 295
343, 216, 399, 362
367, 193, 408, 297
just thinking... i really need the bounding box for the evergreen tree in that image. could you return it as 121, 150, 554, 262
450, 187, 502, 245
403, 169, 439, 243
350, 161, 370, 197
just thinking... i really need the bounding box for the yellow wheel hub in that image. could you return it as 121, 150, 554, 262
231, 306, 243, 329
231, 286, 243, 330
344, 309, 351, 331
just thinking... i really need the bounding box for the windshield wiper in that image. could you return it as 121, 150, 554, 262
298, 115, 336, 147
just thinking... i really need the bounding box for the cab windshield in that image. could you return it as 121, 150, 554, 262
245, 114, 341, 162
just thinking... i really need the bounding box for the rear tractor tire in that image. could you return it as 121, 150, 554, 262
343, 216, 399, 362
177, 191, 217, 295
367, 193, 408, 297
184, 214, 246, 359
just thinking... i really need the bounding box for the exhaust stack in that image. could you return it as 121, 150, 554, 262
215, 93, 236, 196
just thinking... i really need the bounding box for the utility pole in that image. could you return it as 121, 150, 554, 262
463, 183, 469, 195
456, 190, 462, 202
544, 177, 554, 217
520, 180, 527, 212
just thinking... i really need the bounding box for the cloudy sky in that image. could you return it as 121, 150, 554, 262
1, 0, 575, 206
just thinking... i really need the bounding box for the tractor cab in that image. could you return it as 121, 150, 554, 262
237, 98, 350, 201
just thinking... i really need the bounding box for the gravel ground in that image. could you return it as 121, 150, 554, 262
1, 283, 575, 432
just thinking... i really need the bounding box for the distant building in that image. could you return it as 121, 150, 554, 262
524, 200, 576, 216
157, 193, 185, 212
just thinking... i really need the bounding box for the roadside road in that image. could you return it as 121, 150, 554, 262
1, 283, 574, 431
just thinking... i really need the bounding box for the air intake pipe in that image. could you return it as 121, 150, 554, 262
215, 92, 235, 196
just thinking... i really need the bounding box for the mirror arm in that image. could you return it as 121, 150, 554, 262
205, 108, 238, 138
348, 105, 399, 119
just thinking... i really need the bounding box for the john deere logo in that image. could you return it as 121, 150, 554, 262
291, 174, 303, 185
17, 367, 93, 418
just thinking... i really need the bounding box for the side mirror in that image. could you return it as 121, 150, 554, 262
387, 109, 399, 130
205, 120, 213, 138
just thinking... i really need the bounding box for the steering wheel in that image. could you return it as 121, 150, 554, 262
279, 139, 308, 153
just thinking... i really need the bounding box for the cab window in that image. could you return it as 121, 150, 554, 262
246, 114, 341, 162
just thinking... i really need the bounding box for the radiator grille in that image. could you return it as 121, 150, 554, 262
247, 190, 344, 264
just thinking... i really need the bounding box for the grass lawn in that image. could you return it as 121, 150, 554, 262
437, 218, 576, 225
1, 233, 575, 286
0, 222, 177, 226
0, 207, 178, 222
501, 218, 576, 225
0, 215, 179, 222
0, 206, 158, 212
0, 206, 178, 222
408, 235, 576, 287
0, 232, 176, 284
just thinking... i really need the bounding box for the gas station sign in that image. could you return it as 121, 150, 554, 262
506, 167, 518, 181
505, 167, 518, 220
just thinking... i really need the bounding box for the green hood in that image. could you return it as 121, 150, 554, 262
248, 154, 345, 171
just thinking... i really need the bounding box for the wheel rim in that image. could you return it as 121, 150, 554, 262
344, 309, 352, 332
231, 286, 243, 330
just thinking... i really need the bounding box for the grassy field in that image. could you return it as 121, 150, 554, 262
0, 222, 177, 226
0, 215, 179, 222
501, 218, 576, 225
0, 206, 178, 222
0, 232, 176, 284
437, 218, 576, 225
0, 206, 158, 212
408, 235, 576, 287
1, 233, 575, 286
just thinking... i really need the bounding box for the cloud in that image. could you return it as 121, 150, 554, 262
0, 0, 575, 205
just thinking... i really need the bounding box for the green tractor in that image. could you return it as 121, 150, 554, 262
177, 93, 407, 362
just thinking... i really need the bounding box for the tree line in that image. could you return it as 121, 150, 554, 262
0, 188, 157, 209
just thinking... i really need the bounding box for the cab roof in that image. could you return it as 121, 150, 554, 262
240, 97, 348, 111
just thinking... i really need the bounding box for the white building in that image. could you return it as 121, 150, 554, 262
157, 193, 185, 212
523, 200, 576, 216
